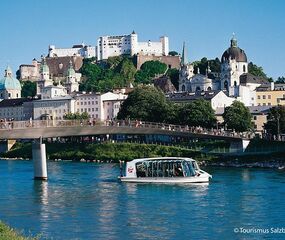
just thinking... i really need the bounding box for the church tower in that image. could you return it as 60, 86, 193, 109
37, 57, 53, 96
65, 60, 79, 93
220, 35, 248, 96
179, 42, 194, 92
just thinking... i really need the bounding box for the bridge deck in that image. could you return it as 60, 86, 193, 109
0, 120, 252, 141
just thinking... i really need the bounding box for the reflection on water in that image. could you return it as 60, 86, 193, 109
0, 160, 285, 240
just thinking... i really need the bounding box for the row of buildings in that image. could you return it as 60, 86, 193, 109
1, 31, 285, 134
0, 60, 127, 122
19, 31, 179, 82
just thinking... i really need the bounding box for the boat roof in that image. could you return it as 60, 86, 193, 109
129, 157, 196, 164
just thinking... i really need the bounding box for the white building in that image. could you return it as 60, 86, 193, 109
48, 43, 96, 58
168, 90, 235, 111
0, 98, 33, 121
178, 36, 269, 107
74, 92, 127, 121
97, 31, 169, 61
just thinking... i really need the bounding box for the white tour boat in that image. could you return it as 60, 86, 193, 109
119, 157, 212, 183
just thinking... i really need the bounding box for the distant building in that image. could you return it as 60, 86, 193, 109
96, 31, 169, 61
256, 82, 285, 106
33, 95, 75, 120
48, 43, 96, 58
215, 105, 271, 134
0, 98, 33, 121
19, 58, 40, 81
36, 57, 80, 97
167, 90, 235, 110
178, 36, 269, 107
74, 92, 127, 121
0, 66, 21, 99
19, 56, 83, 82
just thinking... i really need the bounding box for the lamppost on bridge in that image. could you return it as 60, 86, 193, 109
276, 112, 280, 141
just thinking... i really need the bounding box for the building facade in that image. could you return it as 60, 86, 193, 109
96, 31, 169, 61
0, 98, 33, 121
48, 44, 95, 58
178, 36, 269, 107
74, 92, 127, 121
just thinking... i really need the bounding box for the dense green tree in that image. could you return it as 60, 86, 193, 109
63, 112, 89, 120
223, 101, 253, 132
21, 81, 36, 97
264, 106, 285, 135
117, 85, 169, 122
80, 56, 135, 92
166, 68, 179, 90
135, 60, 167, 84
193, 57, 221, 76
168, 51, 179, 56
116, 58, 136, 81
248, 62, 267, 79
276, 76, 285, 84
178, 99, 216, 128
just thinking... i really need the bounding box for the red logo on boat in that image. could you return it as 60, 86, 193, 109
128, 167, 134, 173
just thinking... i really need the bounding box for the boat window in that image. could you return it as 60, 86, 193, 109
136, 160, 196, 178
136, 162, 146, 177
186, 161, 196, 176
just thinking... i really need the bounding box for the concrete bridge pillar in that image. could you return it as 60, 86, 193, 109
32, 138, 47, 180
230, 139, 250, 153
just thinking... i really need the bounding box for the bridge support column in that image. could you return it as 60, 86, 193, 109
230, 139, 250, 153
32, 138, 47, 180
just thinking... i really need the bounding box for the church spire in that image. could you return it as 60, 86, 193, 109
181, 41, 187, 66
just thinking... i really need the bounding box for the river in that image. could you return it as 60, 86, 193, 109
0, 160, 285, 240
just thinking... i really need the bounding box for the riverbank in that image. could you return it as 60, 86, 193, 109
0, 221, 38, 240
1, 141, 284, 168
0, 142, 215, 162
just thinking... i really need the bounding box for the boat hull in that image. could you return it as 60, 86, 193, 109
119, 176, 210, 183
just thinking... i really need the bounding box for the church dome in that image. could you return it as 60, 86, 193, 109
0, 66, 21, 91
221, 36, 247, 63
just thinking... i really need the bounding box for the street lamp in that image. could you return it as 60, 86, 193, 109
276, 112, 280, 141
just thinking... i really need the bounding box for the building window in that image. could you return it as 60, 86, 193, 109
182, 85, 185, 92
243, 65, 246, 72
263, 95, 266, 99
253, 116, 257, 120
268, 103, 271, 106
268, 95, 271, 99
258, 96, 261, 99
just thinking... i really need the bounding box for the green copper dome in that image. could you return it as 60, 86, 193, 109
0, 66, 21, 91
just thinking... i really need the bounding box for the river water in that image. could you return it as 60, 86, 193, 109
0, 160, 285, 240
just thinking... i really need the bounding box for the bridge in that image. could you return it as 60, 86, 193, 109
0, 119, 253, 180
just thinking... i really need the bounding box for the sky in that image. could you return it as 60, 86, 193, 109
0, 0, 284, 79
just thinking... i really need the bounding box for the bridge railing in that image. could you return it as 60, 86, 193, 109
0, 119, 254, 139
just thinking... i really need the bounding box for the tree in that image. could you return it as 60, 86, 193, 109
63, 112, 89, 120
178, 99, 216, 128
192, 57, 221, 76
116, 58, 136, 81
166, 68, 179, 90
117, 85, 170, 122
223, 101, 253, 132
168, 51, 179, 56
248, 62, 267, 79
264, 106, 285, 135
135, 60, 167, 84
276, 76, 285, 84
21, 81, 36, 97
